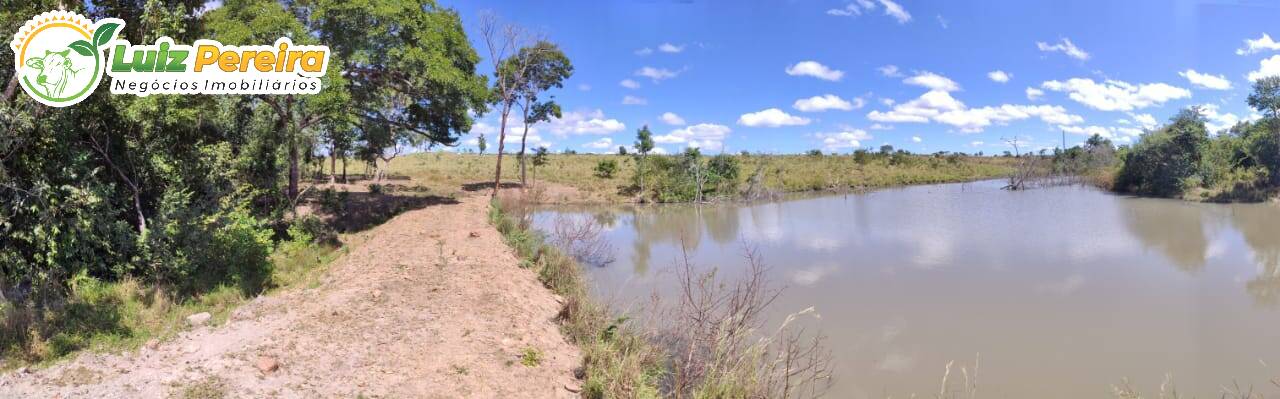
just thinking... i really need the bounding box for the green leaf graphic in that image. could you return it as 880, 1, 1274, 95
92, 22, 120, 47
68, 40, 94, 57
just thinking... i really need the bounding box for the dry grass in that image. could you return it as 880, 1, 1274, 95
334, 152, 1016, 203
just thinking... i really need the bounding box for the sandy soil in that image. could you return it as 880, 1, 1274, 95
0, 194, 581, 398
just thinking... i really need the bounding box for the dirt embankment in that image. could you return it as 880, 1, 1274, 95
0, 194, 581, 398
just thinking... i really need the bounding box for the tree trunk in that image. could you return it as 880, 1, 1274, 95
519, 123, 530, 187
288, 124, 299, 202
492, 105, 511, 198
341, 157, 347, 183
329, 142, 337, 184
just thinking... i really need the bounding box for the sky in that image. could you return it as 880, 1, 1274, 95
438, 0, 1280, 155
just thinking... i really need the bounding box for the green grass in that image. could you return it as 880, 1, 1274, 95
0, 235, 342, 370
520, 347, 543, 367
333, 152, 1015, 203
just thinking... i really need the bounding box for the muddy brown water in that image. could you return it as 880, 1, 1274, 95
531, 179, 1280, 398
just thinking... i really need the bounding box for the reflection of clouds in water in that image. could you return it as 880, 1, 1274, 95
911, 231, 953, 269
791, 262, 839, 286
1036, 274, 1085, 296
799, 236, 842, 252
875, 352, 916, 373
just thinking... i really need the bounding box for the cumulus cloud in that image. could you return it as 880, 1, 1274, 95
547, 109, 627, 136
988, 70, 1011, 83
634, 47, 653, 56
878, 65, 904, 78
654, 123, 732, 150
577, 84, 591, 91
1037, 38, 1090, 61
793, 94, 856, 112
1025, 87, 1044, 100
657, 43, 685, 53
738, 108, 812, 127
1247, 55, 1280, 81
1040, 78, 1191, 111
1058, 124, 1144, 141
1237, 33, 1280, 56
659, 112, 686, 126
816, 130, 872, 150
1199, 104, 1242, 134
583, 137, 614, 149
870, 123, 894, 130
636, 66, 680, 82
904, 71, 960, 92
622, 95, 648, 105
785, 61, 844, 81
911, 136, 922, 143
1129, 113, 1157, 129
867, 89, 1083, 132
1179, 69, 1232, 90
619, 79, 641, 89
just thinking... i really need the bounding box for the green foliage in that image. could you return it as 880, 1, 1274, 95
593, 159, 618, 179
1115, 108, 1210, 197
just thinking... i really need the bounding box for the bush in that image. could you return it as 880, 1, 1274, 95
593, 159, 618, 179
1114, 108, 1209, 197
368, 183, 384, 195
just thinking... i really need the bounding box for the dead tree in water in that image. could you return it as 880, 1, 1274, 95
1003, 136, 1043, 190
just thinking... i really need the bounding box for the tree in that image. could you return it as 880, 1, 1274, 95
617, 146, 628, 156
879, 144, 894, 155
634, 125, 655, 197
480, 13, 537, 198
506, 41, 572, 187
477, 134, 487, 155
1248, 76, 1280, 181
530, 146, 549, 187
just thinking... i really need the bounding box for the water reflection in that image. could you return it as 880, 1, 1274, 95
533, 180, 1280, 398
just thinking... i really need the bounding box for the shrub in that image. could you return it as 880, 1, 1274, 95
367, 183, 384, 195
1114, 108, 1209, 197
593, 159, 619, 179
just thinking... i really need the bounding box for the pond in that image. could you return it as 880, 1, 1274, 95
531, 179, 1280, 398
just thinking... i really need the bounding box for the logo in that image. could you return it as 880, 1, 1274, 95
10, 11, 122, 107
11, 10, 331, 108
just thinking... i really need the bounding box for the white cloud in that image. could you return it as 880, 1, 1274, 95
881, 98, 896, 106
785, 61, 844, 81
1036, 38, 1090, 61
1040, 78, 1191, 111
659, 112, 686, 126
1130, 113, 1157, 129
657, 43, 684, 53
1237, 33, 1280, 56
577, 84, 591, 91
878, 65, 903, 78
1058, 125, 1144, 140
793, 94, 856, 112
878, 0, 912, 24
827, 0, 876, 16
911, 136, 922, 143
1247, 55, 1280, 81
1199, 103, 1241, 133
870, 123, 894, 130
636, 66, 680, 82
988, 70, 1011, 83
1025, 87, 1044, 100
622, 95, 648, 105
936, 14, 948, 29
738, 108, 812, 127
904, 71, 960, 92
969, 141, 984, 147
816, 130, 872, 150
634, 47, 653, 56
619, 79, 641, 89
1179, 69, 1232, 90
583, 137, 614, 149
654, 123, 732, 150
649, 147, 669, 155
547, 109, 627, 136
868, 89, 1083, 133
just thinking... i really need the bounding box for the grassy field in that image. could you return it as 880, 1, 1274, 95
333, 152, 1017, 203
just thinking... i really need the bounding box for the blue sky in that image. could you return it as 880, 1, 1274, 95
442, 0, 1280, 155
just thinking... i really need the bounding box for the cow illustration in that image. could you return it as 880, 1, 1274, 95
24, 49, 81, 98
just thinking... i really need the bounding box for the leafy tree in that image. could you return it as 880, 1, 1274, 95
594, 159, 618, 178
506, 41, 572, 186
634, 125, 655, 197
617, 146, 628, 156
879, 144, 894, 155
1115, 107, 1209, 196
530, 146, 549, 186
477, 134, 487, 155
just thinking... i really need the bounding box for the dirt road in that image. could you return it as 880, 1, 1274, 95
0, 194, 581, 398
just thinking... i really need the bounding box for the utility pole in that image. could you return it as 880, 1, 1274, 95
1061, 130, 1066, 151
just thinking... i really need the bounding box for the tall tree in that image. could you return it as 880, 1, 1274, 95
477, 133, 487, 155
480, 13, 538, 198
505, 41, 572, 186
634, 125, 654, 197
